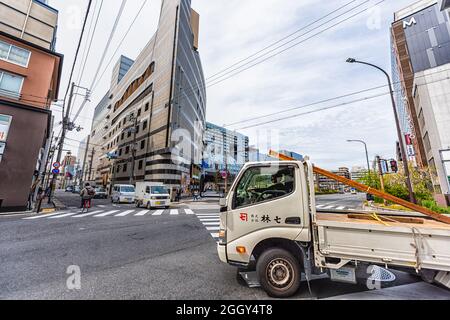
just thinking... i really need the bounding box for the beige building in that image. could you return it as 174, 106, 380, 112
89, 0, 206, 191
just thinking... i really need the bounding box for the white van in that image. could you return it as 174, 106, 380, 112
135, 182, 170, 209
111, 184, 135, 204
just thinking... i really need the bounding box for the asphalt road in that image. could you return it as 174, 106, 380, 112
315, 193, 366, 210
0, 191, 449, 300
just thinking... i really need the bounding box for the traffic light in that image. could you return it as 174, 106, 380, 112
390, 160, 398, 173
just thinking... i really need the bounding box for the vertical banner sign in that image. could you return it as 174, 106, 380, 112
0, 114, 12, 142
405, 134, 415, 157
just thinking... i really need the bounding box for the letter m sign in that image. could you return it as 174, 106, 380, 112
403, 17, 417, 29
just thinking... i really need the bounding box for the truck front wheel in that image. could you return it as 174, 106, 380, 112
256, 248, 301, 298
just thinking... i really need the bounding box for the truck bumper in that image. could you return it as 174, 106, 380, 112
217, 244, 227, 263
150, 200, 170, 207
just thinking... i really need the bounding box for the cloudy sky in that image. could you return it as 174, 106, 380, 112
48, 0, 414, 170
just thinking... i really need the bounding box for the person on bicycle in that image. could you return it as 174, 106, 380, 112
80, 183, 96, 212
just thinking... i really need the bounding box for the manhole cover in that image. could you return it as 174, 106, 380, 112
367, 265, 396, 282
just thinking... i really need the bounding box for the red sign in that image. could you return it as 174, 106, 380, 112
240, 213, 248, 222
405, 134, 412, 145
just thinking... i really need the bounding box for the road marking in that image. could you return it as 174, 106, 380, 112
198, 218, 220, 221
95, 210, 119, 217
185, 209, 195, 215
206, 226, 220, 231
202, 222, 220, 226
98, 205, 106, 208
196, 213, 219, 215
73, 210, 103, 218
336, 206, 346, 210
323, 205, 335, 209
115, 210, 135, 217
170, 209, 178, 215
152, 210, 164, 216
135, 210, 150, 216
23, 212, 67, 220
316, 204, 326, 208
48, 212, 81, 219
210, 233, 219, 239
196, 216, 219, 219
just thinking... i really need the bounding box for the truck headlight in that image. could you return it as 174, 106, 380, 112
151, 196, 156, 200
218, 229, 226, 245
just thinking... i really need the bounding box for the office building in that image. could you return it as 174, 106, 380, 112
391, 0, 450, 205
97, 0, 206, 192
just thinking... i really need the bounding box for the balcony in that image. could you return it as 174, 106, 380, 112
0, 0, 58, 50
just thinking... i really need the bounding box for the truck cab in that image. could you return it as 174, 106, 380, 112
135, 182, 171, 209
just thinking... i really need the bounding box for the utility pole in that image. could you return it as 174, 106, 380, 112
80, 134, 90, 187
129, 114, 138, 185
48, 82, 75, 203
88, 147, 95, 181
376, 156, 387, 206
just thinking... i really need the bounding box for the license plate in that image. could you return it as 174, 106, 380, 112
126, 198, 132, 202
156, 201, 162, 205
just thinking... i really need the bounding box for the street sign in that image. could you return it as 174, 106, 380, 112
52, 168, 60, 175
53, 162, 61, 168
220, 171, 228, 179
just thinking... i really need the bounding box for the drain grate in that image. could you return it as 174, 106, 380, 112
367, 265, 396, 282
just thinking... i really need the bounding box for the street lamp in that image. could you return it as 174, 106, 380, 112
347, 139, 371, 175
346, 58, 416, 203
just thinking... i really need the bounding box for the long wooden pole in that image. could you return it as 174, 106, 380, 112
268, 150, 450, 224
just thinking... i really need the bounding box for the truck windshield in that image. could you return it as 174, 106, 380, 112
151, 186, 169, 194
120, 186, 135, 193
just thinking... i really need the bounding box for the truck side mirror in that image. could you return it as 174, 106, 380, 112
219, 198, 227, 207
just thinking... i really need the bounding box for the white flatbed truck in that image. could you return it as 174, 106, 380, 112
217, 160, 450, 297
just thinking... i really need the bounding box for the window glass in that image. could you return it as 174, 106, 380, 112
9, 46, 30, 66
0, 71, 23, 97
234, 165, 295, 209
121, 186, 134, 193
151, 186, 169, 194
0, 41, 9, 59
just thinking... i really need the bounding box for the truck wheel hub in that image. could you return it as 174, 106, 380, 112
267, 259, 293, 287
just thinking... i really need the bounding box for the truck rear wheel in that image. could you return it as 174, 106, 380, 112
256, 248, 301, 298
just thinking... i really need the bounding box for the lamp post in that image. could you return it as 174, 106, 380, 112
346, 58, 416, 204
347, 139, 371, 176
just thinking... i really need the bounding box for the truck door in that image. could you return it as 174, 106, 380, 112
225, 164, 305, 261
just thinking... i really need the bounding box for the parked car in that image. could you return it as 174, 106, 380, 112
135, 182, 170, 209
94, 187, 108, 199
65, 186, 74, 192
72, 185, 81, 194
111, 184, 135, 204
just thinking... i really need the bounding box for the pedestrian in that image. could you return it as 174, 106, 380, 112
80, 183, 96, 212
193, 189, 200, 201
176, 188, 182, 202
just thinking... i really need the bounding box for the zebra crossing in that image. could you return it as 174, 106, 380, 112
195, 212, 221, 242
23, 208, 198, 220
315, 204, 357, 211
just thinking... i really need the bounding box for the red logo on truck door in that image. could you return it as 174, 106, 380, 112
240, 213, 248, 222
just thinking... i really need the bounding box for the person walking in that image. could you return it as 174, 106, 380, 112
80, 183, 96, 213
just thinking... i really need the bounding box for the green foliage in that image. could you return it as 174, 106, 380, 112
421, 200, 450, 214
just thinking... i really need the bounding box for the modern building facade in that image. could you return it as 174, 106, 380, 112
391, 0, 450, 205
96, 0, 206, 192
0, 0, 63, 212
202, 122, 249, 183
316, 167, 351, 192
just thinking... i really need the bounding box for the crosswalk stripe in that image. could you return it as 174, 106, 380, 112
198, 218, 220, 222
210, 233, 219, 238
336, 206, 346, 210
170, 209, 178, 215
197, 216, 219, 219
95, 210, 119, 217
23, 212, 67, 220
185, 209, 195, 215
196, 213, 219, 216
115, 210, 135, 217
48, 212, 80, 219
202, 222, 220, 226
206, 226, 220, 231
323, 205, 335, 209
152, 210, 164, 216
316, 204, 326, 208
73, 210, 103, 218
98, 205, 106, 208
135, 210, 150, 216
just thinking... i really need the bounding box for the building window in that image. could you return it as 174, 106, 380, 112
123, 118, 126, 125
141, 140, 145, 150
125, 146, 130, 154
138, 160, 143, 170
143, 120, 148, 130
117, 165, 121, 172
127, 131, 131, 138
137, 108, 141, 117
119, 148, 122, 156
123, 163, 127, 172
136, 125, 140, 134
0, 71, 24, 98
145, 103, 149, 112
0, 40, 31, 67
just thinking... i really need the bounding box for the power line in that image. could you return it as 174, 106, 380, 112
206, 0, 361, 82
91, 0, 149, 92
71, 0, 128, 123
